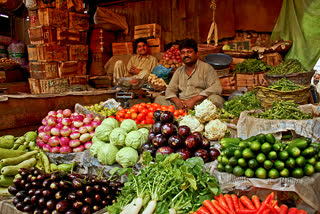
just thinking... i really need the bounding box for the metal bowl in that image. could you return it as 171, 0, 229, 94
117, 77, 145, 90
204, 53, 233, 70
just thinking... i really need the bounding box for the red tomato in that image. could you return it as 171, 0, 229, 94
125, 113, 131, 119
138, 105, 145, 112
141, 109, 149, 114
108, 115, 116, 119
173, 110, 179, 117
140, 103, 146, 107
123, 109, 129, 112
116, 114, 121, 121
147, 112, 154, 119
134, 119, 140, 124
119, 118, 125, 122
178, 109, 185, 115
140, 120, 146, 124
137, 113, 145, 121
156, 107, 161, 111
131, 112, 138, 119
168, 106, 175, 113
161, 105, 168, 111
148, 106, 155, 112
152, 103, 160, 108
130, 107, 138, 113
117, 111, 125, 118
146, 103, 151, 109
145, 119, 154, 124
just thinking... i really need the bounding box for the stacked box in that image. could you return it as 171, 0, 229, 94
134, 23, 161, 40
27, 0, 89, 94
112, 42, 133, 56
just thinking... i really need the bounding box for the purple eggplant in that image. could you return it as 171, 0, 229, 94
176, 148, 191, 160
161, 123, 177, 137
156, 146, 174, 156
56, 200, 70, 212
160, 111, 174, 123
168, 135, 183, 148
151, 121, 162, 134
152, 134, 167, 147
194, 149, 209, 162
178, 125, 191, 139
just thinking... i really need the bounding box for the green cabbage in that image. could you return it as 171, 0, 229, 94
116, 147, 139, 168
97, 143, 119, 165
94, 124, 114, 142
138, 128, 149, 144
120, 119, 138, 133
92, 136, 99, 143
125, 131, 144, 150
101, 117, 120, 129
109, 128, 127, 147
90, 139, 107, 158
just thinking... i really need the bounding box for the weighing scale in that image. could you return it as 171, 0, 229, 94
115, 91, 137, 108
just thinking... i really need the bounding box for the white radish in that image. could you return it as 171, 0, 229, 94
120, 197, 143, 214
168, 208, 176, 214
141, 200, 157, 214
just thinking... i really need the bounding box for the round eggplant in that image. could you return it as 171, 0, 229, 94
168, 135, 183, 148
160, 111, 174, 123
156, 146, 174, 156
184, 135, 200, 150
8, 185, 18, 195
178, 125, 191, 139
56, 200, 70, 212
151, 121, 162, 134
152, 134, 167, 147
153, 110, 162, 122
201, 137, 211, 149
176, 148, 191, 160
209, 148, 220, 161
161, 123, 177, 137
194, 149, 210, 162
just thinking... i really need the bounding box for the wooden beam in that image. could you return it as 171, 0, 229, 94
97, 0, 146, 7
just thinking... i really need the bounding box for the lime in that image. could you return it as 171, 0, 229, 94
287, 147, 301, 158
261, 142, 272, 154
272, 143, 281, 152
225, 164, 233, 173
239, 141, 249, 150
256, 134, 266, 143
315, 162, 320, 172
295, 156, 306, 167
234, 150, 242, 159
217, 163, 225, 172
217, 155, 222, 163
279, 151, 289, 161
301, 147, 316, 158
304, 164, 315, 176
255, 167, 267, 179
233, 166, 245, 177
286, 157, 296, 169
265, 133, 275, 144
229, 157, 238, 166
222, 156, 229, 165
250, 141, 261, 152
268, 151, 278, 160
248, 159, 258, 169
280, 168, 290, 177
256, 153, 266, 164
292, 168, 304, 178
242, 148, 255, 159
274, 160, 285, 171
307, 157, 316, 165
264, 160, 273, 170
238, 158, 247, 168
268, 168, 280, 179
245, 168, 255, 178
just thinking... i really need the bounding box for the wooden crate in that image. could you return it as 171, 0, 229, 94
68, 45, 88, 61
79, 31, 87, 45
56, 0, 68, 10
261, 52, 283, 67
38, 8, 69, 28
69, 12, 89, 31
147, 38, 162, 53
38, 0, 55, 9
89, 29, 115, 53
57, 28, 81, 45
37, 45, 68, 62
28, 78, 41, 94
69, 75, 88, 85
58, 61, 87, 77
28, 26, 57, 45
29, 62, 59, 79
134, 23, 161, 39
220, 75, 237, 90
67, 0, 84, 12
28, 10, 40, 28
236, 72, 268, 90
40, 78, 69, 94
27, 45, 38, 62
112, 42, 133, 55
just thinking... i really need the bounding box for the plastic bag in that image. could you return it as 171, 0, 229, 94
93, 7, 129, 34
8, 41, 28, 67
152, 65, 173, 79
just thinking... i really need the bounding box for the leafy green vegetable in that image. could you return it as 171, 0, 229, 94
109, 127, 127, 147
268, 78, 304, 91
90, 139, 106, 158
101, 117, 120, 128
234, 59, 271, 74
116, 147, 139, 168
125, 130, 145, 149
120, 119, 138, 133
97, 143, 119, 165
94, 124, 114, 142
268, 59, 306, 75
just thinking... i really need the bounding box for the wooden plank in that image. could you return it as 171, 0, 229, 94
112, 42, 133, 55
40, 78, 69, 94
27, 45, 37, 62
147, 38, 162, 53
69, 75, 89, 85
134, 23, 161, 39
28, 78, 41, 94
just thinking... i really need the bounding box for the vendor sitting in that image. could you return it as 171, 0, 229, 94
154, 38, 224, 110
113, 38, 158, 86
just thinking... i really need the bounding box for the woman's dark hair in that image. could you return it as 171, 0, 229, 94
134, 38, 148, 53
179, 38, 198, 53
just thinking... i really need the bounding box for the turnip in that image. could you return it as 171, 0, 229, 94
84, 124, 94, 133
89, 131, 95, 138
73, 115, 84, 122
73, 145, 84, 153
91, 121, 100, 128
60, 137, 70, 147
73, 121, 83, 128
55, 123, 64, 129
60, 146, 72, 154
93, 117, 101, 122
42, 144, 52, 152
47, 116, 57, 127
57, 109, 63, 114
37, 140, 45, 149
70, 132, 80, 140
44, 126, 52, 135
86, 114, 93, 119
69, 139, 81, 148
80, 133, 91, 143
71, 127, 79, 132
42, 118, 48, 126
38, 131, 46, 139
57, 117, 63, 123
48, 136, 60, 147
70, 112, 79, 120
50, 127, 60, 136
63, 109, 72, 117
84, 142, 92, 149
42, 134, 50, 143
79, 126, 88, 134
60, 127, 71, 137
83, 117, 92, 125
50, 146, 60, 153
48, 111, 57, 116
38, 126, 45, 133
62, 118, 72, 126
56, 113, 64, 118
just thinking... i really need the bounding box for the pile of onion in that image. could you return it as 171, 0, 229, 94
37, 109, 102, 154
159, 45, 184, 69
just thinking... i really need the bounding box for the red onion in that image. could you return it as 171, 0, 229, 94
44, 126, 53, 135
56, 113, 64, 118
42, 118, 48, 126
48, 111, 57, 116
91, 121, 100, 128
37, 140, 45, 149
73, 115, 84, 122
69, 139, 81, 148
50, 127, 60, 136
89, 131, 95, 138
71, 127, 79, 132
57, 117, 63, 124
63, 109, 72, 117
73, 121, 84, 128
50, 146, 60, 153
73, 145, 85, 153
62, 118, 72, 126
93, 117, 101, 122
55, 123, 64, 130
57, 109, 63, 114
47, 116, 57, 127
84, 142, 92, 149
84, 124, 94, 133
38, 126, 45, 133
70, 112, 79, 120
42, 134, 50, 143
60, 127, 71, 137
70, 132, 80, 140
60, 137, 70, 147
42, 144, 52, 152
60, 146, 72, 154
79, 126, 88, 134
80, 133, 91, 143
38, 131, 46, 139
83, 117, 92, 125
36, 137, 42, 143
48, 136, 60, 147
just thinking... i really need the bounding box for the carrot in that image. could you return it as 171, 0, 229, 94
211, 200, 228, 214
296, 210, 307, 214
271, 200, 278, 207
288, 208, 298, 214
198, 206, 211, 214
256, 192, 275, 214
262, 208, 271, 214
203, 200, 219, 214
224, 194, 235, 212
217, 194, 229, 210
279, 205, 288, 214
231, 194, 240, 212
239, 199, 245, 210
251, 195, 261, 209
274, 205, 280, 214
268, 205, 278, 214
240, 196, 255, 210
237, 209, 258, 214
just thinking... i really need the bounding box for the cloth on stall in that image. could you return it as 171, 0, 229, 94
271, 0, 320, 71
155, 60, 224, 108
113, 54, 157, 85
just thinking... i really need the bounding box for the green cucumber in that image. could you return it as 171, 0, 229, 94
17, 145, 27, 151
220, 137, 241, 148
0, 175, 14, 187
1, 157, 37, 176
287, 138, 309, 149
0, 150, 38, 166
0, 148, 26, 159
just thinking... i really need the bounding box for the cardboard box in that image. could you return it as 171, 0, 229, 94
134, 23, 161, 40
27, 45, 38, 62
29, 62, 59, 79
89, 29, 115, 53
28, 26, 57, 45
40, 78, 69, 94
37, 45, 68, 62
67, 0, 84, 12
58, 61, 87, 77
69, 12, 89, 31
68, 45, 88, 61
112, 42, 133, 56
38, 8, 69, 28
38, 0, 55, 9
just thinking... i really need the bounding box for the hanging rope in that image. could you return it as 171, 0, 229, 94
207, 0, 218, 46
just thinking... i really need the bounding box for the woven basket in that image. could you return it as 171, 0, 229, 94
0, 63, 19, 70
149, 82, 167, 92
264, 70, 315, 86
223, 50, 255, 58
254, 86, 311, 109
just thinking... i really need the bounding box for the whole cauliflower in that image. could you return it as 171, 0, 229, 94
195, 99, 217, 123
179, 115, 204, 133
204, 119, 227, 141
